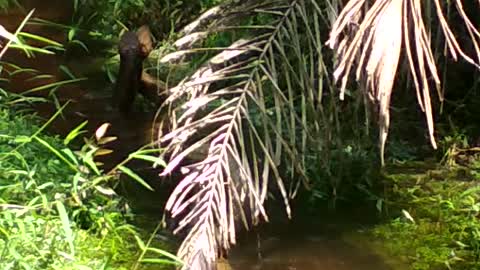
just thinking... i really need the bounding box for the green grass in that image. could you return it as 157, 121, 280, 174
0, 91, 176, 269
373, 161, 480, 270
0, 10, 181, 269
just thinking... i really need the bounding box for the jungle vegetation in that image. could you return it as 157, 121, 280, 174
2, 0, 480, 270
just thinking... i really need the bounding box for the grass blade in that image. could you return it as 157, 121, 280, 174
56, 201, 75, 256
118, 165, 154, 191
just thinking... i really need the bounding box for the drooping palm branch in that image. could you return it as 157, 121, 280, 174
152, 0, 331, 268
327, 0, 480, 165
149, 0, 480, 267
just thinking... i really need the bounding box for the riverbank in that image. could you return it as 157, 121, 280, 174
372, 160, 480, 270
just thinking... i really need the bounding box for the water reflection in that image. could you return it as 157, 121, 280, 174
222, 212, 403, 270
228, 235, 391, 270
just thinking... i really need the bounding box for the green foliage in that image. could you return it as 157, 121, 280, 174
0, 29, 176, 265
305, 139, 379, 206
0, 94, 135, 268
0, 90, 180, 269
437, 129, 472, 166
71, 0, 228, 41
375, 162, 480, 270
0, 13, 180, 266
0, 0, 19, 11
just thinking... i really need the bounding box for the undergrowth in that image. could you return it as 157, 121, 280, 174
0, 9, 183, 269
0, 91, 177, 269
374, 159, 480, 270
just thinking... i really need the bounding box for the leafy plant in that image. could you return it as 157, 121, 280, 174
375, 163, 480, 270
0, 100, 122, 269
0, 89, 181, 269
0, 16, 178, 270
69, 0, 227, 42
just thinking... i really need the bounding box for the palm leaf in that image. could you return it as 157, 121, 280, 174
327, 0, 480, 165
153, 0, 327, 267
148, 0, 480, 267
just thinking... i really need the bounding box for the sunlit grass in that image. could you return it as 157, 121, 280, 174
0, 93, 128, 268
0, 88, 181, 269
0, 11, 179, 268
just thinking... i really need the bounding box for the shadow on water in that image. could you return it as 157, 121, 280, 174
220, 203, 408, 270
2, 2, 408, 270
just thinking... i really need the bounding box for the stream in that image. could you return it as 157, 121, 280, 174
223, 207, 405, 270
1, 2, 407, 270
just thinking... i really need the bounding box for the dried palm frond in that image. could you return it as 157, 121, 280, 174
152, 0, 328, 268
327, 0, 480, 165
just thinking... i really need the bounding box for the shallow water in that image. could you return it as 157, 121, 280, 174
220, 207, 406, 270
228, 233, 391, 270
